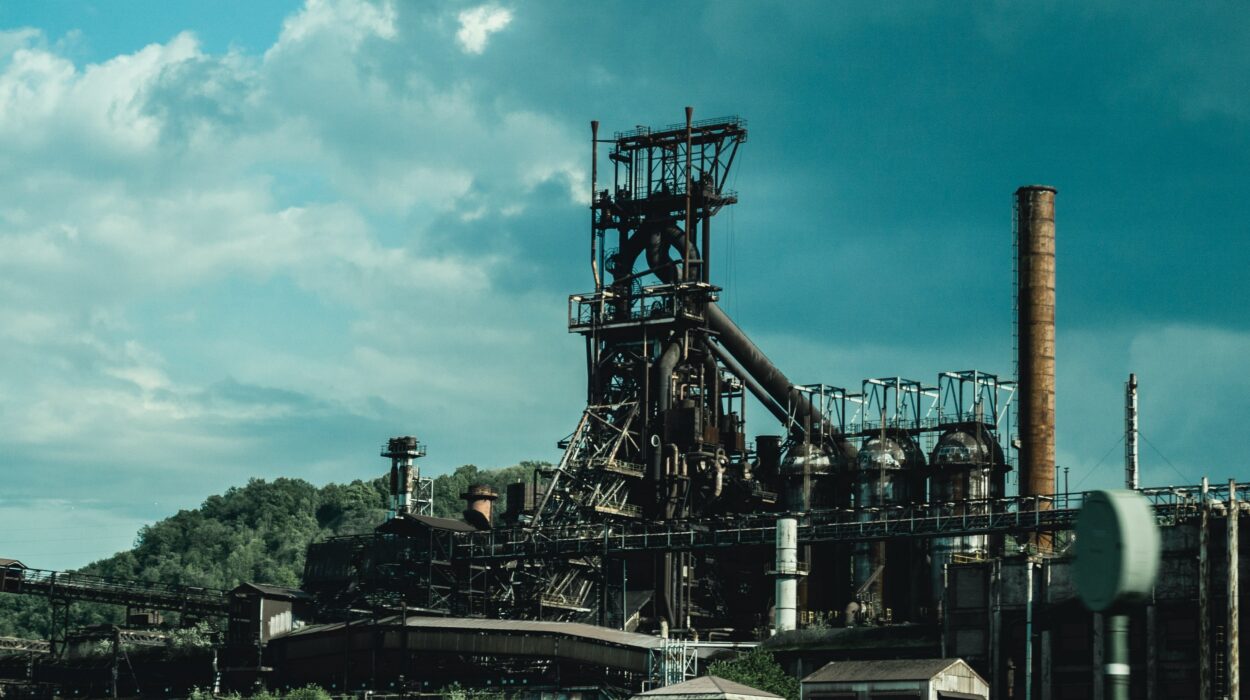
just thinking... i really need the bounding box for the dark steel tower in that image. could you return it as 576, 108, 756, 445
383, 436, 431, 517
515, 109, 857, 635
523, 110, 761, 633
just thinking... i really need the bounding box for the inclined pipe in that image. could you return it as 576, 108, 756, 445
632, 222, 835, 444
704, 340, 788, 426
706, 303, 829, 438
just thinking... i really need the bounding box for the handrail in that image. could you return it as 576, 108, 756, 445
443, 481, 1244, 562
2, 567, 230, 615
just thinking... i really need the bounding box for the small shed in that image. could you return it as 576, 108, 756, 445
0, 559, 25, 594
227, 582, 313, 647
800, 658, 988, 700
633, 676, 782, 700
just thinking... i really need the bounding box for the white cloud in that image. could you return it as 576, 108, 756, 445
0, 0, 585, 567
274, 0, 397, 49
456, 4, 513, 54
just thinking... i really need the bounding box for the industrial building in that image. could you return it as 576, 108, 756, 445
800, 658, 989, 700
0, 111, 1244, 699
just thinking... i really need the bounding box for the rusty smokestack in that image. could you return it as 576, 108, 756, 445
461, 484, 498, 530
1015, 185, 1056, 545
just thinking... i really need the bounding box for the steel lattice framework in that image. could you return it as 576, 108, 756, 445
455, 482, 1229, 562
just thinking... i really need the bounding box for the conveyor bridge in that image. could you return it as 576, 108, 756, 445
0, 566, 229, 618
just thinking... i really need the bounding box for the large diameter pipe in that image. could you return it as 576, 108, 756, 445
1016, 186, 1056, 546
704, 340, 788, 425
655, 341, 682, 413
775, 516, 799, 632
706, 303, 826, 437
642, 226, 831, 442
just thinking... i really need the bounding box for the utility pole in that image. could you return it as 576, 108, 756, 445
1125, 374, 1138, 489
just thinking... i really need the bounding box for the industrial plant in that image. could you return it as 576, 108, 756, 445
0, 111, 1242, 699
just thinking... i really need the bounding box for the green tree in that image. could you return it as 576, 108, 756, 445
0, 463, 547, 639
706, 648, 799, 700
439, 681, 504, 700
284, 684, 332, 700
430, 462, 545, 519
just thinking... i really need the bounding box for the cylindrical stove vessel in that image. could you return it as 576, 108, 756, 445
1016, 186, 1056, 549
851, 431, 922, 622
775, 517, 799, 632
928, 427, 1008, 605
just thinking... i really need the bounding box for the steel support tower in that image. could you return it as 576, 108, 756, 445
518, 111, 775, 635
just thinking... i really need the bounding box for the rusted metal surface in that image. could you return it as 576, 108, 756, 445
1201, 476, 1211, 700
383, 436, 431, 517
1229, 479, 1240, 700
1015, 185, 1057, 551
540, 112, 762, 630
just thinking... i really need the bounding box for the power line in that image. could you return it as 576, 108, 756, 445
1072, 433, 1125, 490
0, 535, 136, 545
0, 524, 139, 533
1139, 430, 1194, 484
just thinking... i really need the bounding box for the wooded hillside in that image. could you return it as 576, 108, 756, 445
0, 462, 545, 638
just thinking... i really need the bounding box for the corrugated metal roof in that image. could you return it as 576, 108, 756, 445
375, 513, 479, 534
0, 559, 25, 568
801, 658, 965, 683
282, 615, 667, 650
232, 582, 312, 600
637, 675, 781, 698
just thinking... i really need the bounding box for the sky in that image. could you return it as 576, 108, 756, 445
0, 1, 1247, 570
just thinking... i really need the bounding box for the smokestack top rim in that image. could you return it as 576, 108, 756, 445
1015, 184, 1058, 195
460, 484, 499, 501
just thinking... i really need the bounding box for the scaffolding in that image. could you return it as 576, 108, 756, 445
644, 638, 697, 689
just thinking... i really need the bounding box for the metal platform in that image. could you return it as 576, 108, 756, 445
451, 482, 1230, 563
